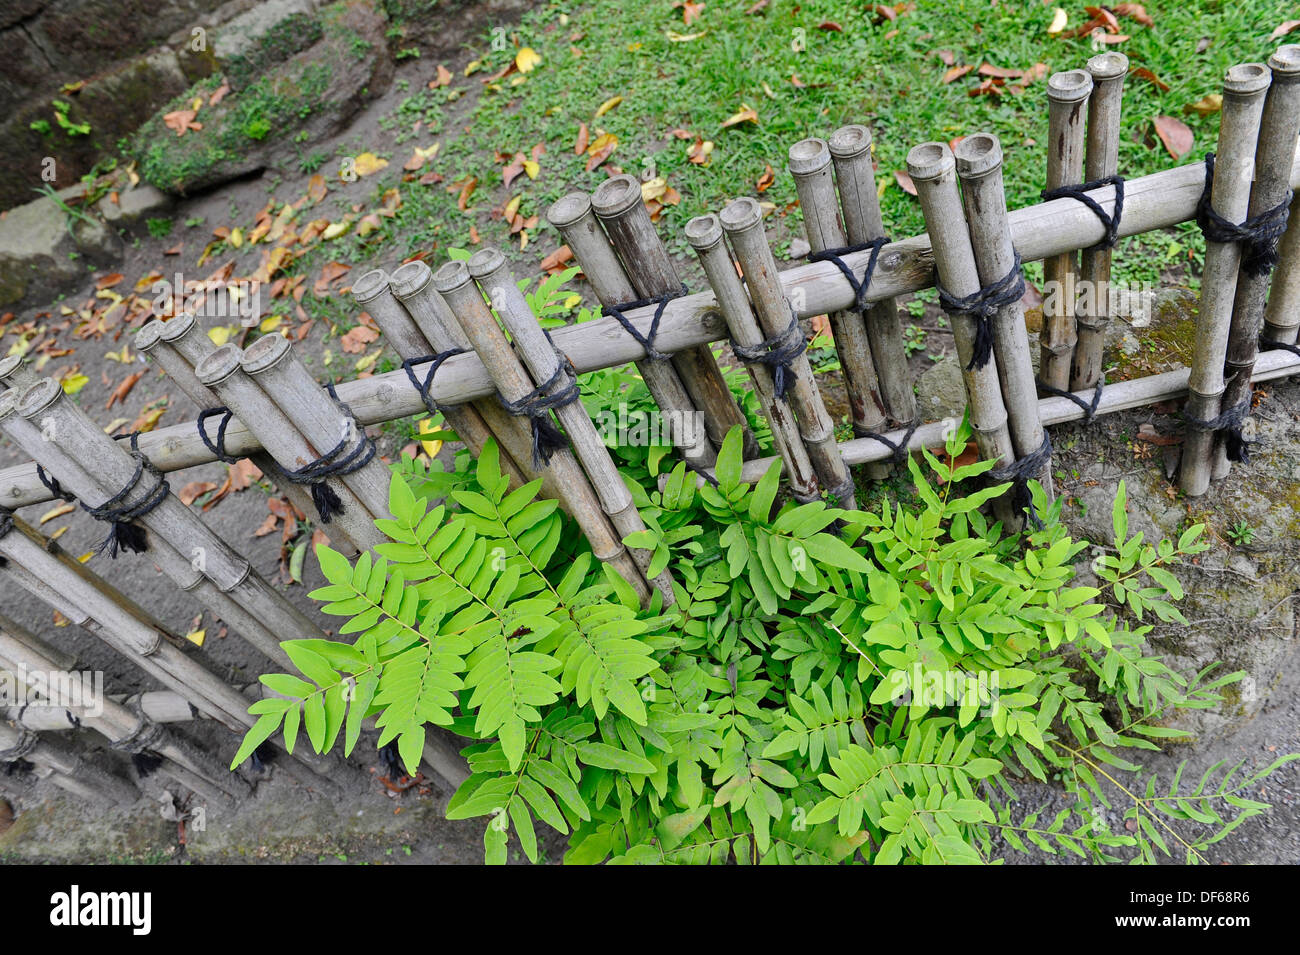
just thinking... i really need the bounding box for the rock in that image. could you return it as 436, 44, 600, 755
788, 237, 811, 260
98, 183, 173, 225
0, 186, 120, 307
212, 0, 322, 61
916, 357, 966, 421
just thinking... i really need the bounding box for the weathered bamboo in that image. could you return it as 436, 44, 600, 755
0, 355, 38, 393
954, 134, 1056, 503
468, 248, 675, 606
4, 153, 1300, 509
0, 722, 139, 805
592, 175, 757, 459
790, 137, 890, 470
546, 191, 717, 467
1213, 46, 1300, 480
1182, 63, 1272, 496
1040, 70, 1093, 389
432, 259, 652, 602
685, 213, 821, 502
827, 124, 918, 426
195, 346, 385, 552
1071, 51, 1129, 391
716, 198, 858, 507
907, 142, 1017, 523
1261, 191, 1300, 343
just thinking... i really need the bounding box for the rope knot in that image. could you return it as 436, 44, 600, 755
730, 302, 807, 400
1197, 153, 1292, 279
937, 253, 1026, 371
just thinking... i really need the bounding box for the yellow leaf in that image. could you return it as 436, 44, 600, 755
49, 526, 68, 541
464, 58, 482, 76
105, 345, 133, 363
666, 30, 706, 42
228, 226, 244, 248
260, 314, 283, 333
61, 373, 89, 395
516, 47, 542, 73
595, 95, 623, 117
641, 176, 668, 202
418, 417, 442, 458
563, 294, 582, 309
504, 195, 522, 220
208, 326, 234, 347
40, 503, 75, 524
352, 152, 388, 177
355, 348, 382, 372
721, 106, 759, 129
1046, 8, 1068, 34
322, 220, 351, 240
522, 159, 540, 179
104, 417, 130, 433
185, 628, 206, 647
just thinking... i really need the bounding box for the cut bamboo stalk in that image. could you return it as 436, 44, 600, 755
685, 213, 821, 502
790, 137, 890, 470
716, 198, 858, 507
591, 175, 757, 459
468, 248, 675, 606
1213, 46, 1300, 480
357, 264, 530, 490
195, 346, 385, 553
5, 152, 1300, 509
954, 134, 1056, 503
241, 334, 393, 522
1261, 191, 1300, 343
433, 259, 652, 603
828, 124, 918, 426
907, 142, 1017, 524
1072, 51, 1129, 391
1040, 70, 1093, 390
1182, 63, 1272, 496
546, 191, 717, 467
0, 355, 38, 393
0, 722, 139, 805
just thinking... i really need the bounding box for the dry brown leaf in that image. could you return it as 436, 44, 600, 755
308, 174, 328, 203
1153, 115, 1193, 160
1114, 3, 1154, 26
105, 370, 144, 409
341, 324, 380, 354
721, 107, 758, 129
95, 272, 125, 289
314, 261, 352, 296
540, 245, 574, 275
179, 481, 218, 506
574, 122, 589, 155
756, 164, 775, 192
1131, 67, 1169, 92
942, 64, 974, 84
1272, 20, 1300, 40
1184, 93, 1222, 116
208, 80, 231, 106
228, 458, 263, 491
894, 170, 917, 196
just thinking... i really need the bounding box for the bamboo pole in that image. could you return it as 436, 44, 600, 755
1261, 191, 1300, 343
716, 198, 858, 507
358, 264, 531, 490
5, 153, 1300, 509
789, 137, 890, 472
827, 124, 918, 426
1040, 69, 1093, 390
954, 134, 1056, 503
468, 248, 675, 606
684, 213, 821, 502
907, 142, 1017, 524
546, 191, 717, 467
0, 722, 139, 805
432, 259, 652, 603
591, 175, 757, 459
1071, 51, 1129, 391
1213, 46, 1300, 480
195, 345, 385, 553
240, 335, 393, 522
0, 356, 38, 393
1182, 63, 1272, 496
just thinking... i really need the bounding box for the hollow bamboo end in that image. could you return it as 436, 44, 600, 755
389, 260, 433, 300
0, 390, 16, 420
16, 378, 61, 420
240, 332, 291, 376
953, 133, 1003, 178
432, 260, 472, 294
466, 247, 508, 281
1087, 51, 1128, 81
134, 319, 166, 353
158, 311, 197, 343
906, 141, 954, 181
194, 344, 244, 386
788, 137, 831, 175
1047, 69, 1093, 103
546, 192, 593, 229
590, 174, 643, 219
350, 268, 391, 304
1223, 62, 1271, 96
0, 356, 25, 384
828, 124, 872, 160
718, 196, 763, 233
1269, 45, 1300, 78
684, 214, 724, 250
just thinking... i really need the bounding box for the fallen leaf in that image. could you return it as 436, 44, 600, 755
95, 272, 125, 289
228, 458, 263, 491
894, 170, 917, 196
314, 261, 352, 296
540, 245, 574, 275
457, 176, 478, 210
429, 64, 453, 88
1153, 115, 1193, 160
687, 137, 713, 165
721, 107, 758, 128
1114, 3, 1154, 26
162, 108, 201, 136
179, 481, 218, 506
595, 95, 623, 118
677, 0, 706, 25
185, 628, 206, 648
341, 324, 380, 353
419, 416, 443, 458
818, 21, 843, 32
1137, 423, 1181, 446
810, 313, 832, 340
40, 503, 75, 524
1046, 8, 1068, 34
105, 370, 144, 409
1184, 93, 1222, 116
935, 49, 955, 66
308, 174, 328, 203
756, 164, 775, 192
1131, 67, 1169, 92
978, 63, 1023, 79
574, 122, 590, 154
942, 64, 974, 84
351, 152, 389, 177
516, 47, 542, 73
1271, 20, 1300, 40
208, 80, 231, 106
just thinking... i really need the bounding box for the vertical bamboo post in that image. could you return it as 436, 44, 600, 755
1182, 63, 1272, 496
1040, 70, 1093, 390
1261, 191, 1300, 344
591, 175, 758, 459
1072, 52, 1129, 391
546, 192, 716, 467
827, 124, 919, 426
954, 134, 1056, 501
240, 334, 393, 521
1214, 46, 1300, 479
0, 356, 38, 393
467, 248, 675, 605
684, 213, 821, 502
0, 722, 139, 805
789, 137, 890, 475
906, 142, 1017, 523
432, 259, 653, 603
716, 199, 858, 507
195, 346, 386, 552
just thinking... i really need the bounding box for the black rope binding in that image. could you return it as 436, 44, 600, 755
731, 303, 808, 400
0, 506, 10, 567
197, 407, 241, 463
1037, 379, 1105, 422
36, 464, 75, 503
402, 348, 468, 416
989, 432, 1053, 529
856, 417, 920, 465
1197, 153, 1292, 278
278, 386, 377, 524
497, 348, 581, 469
1183, 397, 1253, 464
81, 432, 169, 558
937, 253, 1026, 371
602, 285, 689, 362
1259, 336, 1300, 359
1041, 175, 1126, 251
808, 237, 890, 313
684, 459, 720, 488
